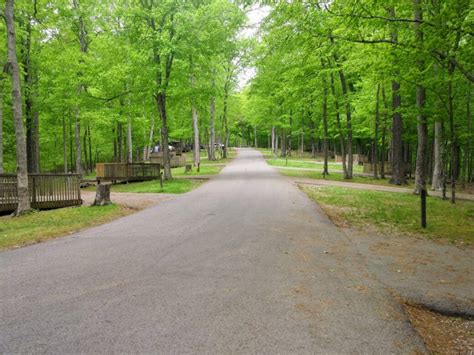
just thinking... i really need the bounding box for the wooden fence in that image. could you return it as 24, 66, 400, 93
0, 174, 82, 213
96, 163, 161, 183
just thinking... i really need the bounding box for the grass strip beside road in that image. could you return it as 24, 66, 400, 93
172, 165, 222, 176
111, 178, 201, 194
302, 185, 474, 245
278, 167, 414, 188
267, 158, 364, 173
0, 205, 130, 251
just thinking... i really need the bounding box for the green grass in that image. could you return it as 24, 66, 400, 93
267, 158, 364, 173
276, 167, 414, 188
302, 186, 474, 245
83, 171, 96, 179
110, 178, 201, 194
0, 204, 129, 250
172, 165, 222, 176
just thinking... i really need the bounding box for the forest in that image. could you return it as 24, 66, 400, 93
0, 0, 473, 215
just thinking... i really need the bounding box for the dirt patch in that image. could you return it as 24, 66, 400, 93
403, 303, 474, 354
81, 191, 174, 210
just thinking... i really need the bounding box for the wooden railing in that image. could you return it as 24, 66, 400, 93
96, 163, 161, 183
0, 174, 82, 213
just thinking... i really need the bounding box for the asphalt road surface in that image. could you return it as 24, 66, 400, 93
0, 149, 425, 353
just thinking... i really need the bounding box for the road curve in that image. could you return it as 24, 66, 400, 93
0, 149, 424, 353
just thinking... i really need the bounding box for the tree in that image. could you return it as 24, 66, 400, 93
4, 0, 31, 214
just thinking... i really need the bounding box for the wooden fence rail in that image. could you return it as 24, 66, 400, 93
96, 163, 161, 183
0, 174, 82, 213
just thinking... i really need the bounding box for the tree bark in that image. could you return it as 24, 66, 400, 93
381, 86, 388, 179
72, 0, 88, 175
127, 116, 132, 164
0, 79, 4, 174
337, 68, 353, 179
431, 120, 443, 190
23, 1, 40, 174
330, 71, 347, 177
209, 95, 216, 160
254, 126, 257, 148
192, 103, 200, 167
5, 0, 31, 214
75, 113, 81, 174
93, 183, 111, 206
222, 85, 229, 158
389, 7, 406, 185
373, 83, 381, 179
146, 115, 154, 161
309, 111, 316, 158
322, 75, 329, 176
88, 124, 92, 171
271, 125, 275, 154
156, 93, 172, 180
62, 115, 67, 173
83, 124, 88, 174
127, 89, 132, 164
414, 0, 428, 197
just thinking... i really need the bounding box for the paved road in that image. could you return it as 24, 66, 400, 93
0, 149, 425, 353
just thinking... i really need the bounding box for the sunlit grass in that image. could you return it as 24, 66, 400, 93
276, 166, 414, 188
267, 158, 364, 173
111, 179, 201, 194
0, 205, 129, 250
302, 186, 474, 245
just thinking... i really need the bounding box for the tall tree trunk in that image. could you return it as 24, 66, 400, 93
117, 121, 123, 162
309, 112, 316, 158
222, 88, 229, 159
75, 112, 81, 174
389, 7, 406, 185
5, 0, 31, 213
432, 120, 443, 190
337, 68, 353, 179
465, 85, 472, 183
83, 124, 88, 174
23, 0, 39, 173
88, 124, 92, 171
0, 80, 4, 174
281, 128, 286, 157
271, 125, 275, 154
69, 115, 74, 169
300, 112, 304, 154
127, 117, 132, 164
156, 93, 172, 180
62, 115, 67, 173
322, 75, 329, 176
447, 31, 461, 202
72, 0, 88, 175
209, 95, 216, 160
127, 90, 132, 164
373, 83, 381, 179
254, 126, 257, 148
381, 86, 388, 179
414, 0, 428, 198
192, 103, 200, 166
330, 71, 347, 177
146, 115, 154, 161
448, 73, 456, 203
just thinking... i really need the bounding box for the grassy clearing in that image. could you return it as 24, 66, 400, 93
110, 178, 201, 194
0, 204, 130, 250
172, 165, 222, 176
302, 185, 474, 245
277, 167, 414, 188
267, 158, 364, 173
